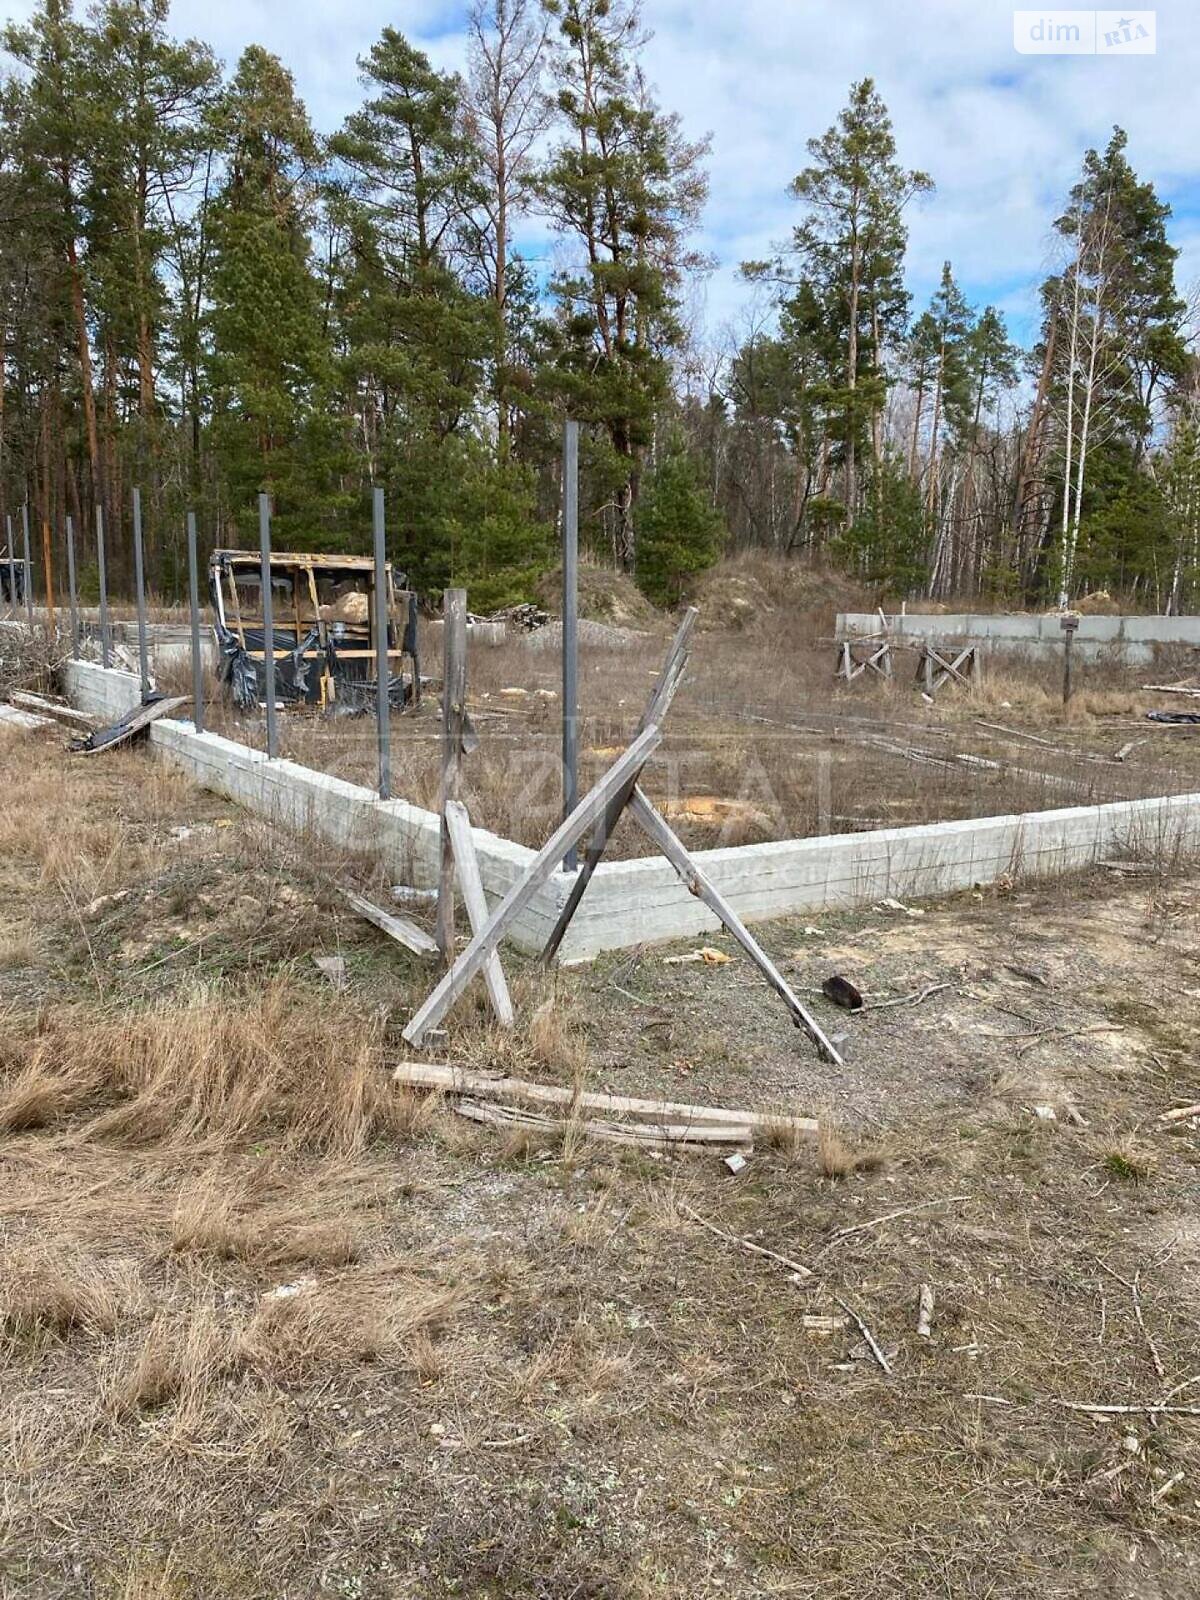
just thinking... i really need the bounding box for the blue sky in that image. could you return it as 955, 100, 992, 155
7, 0, 1200, 348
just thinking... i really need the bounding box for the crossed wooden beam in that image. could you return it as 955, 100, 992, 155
917, 642, 980, 696
403, 610, 843, 1067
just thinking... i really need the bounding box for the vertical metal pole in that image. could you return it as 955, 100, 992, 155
187, 511, 204, 736
21, 502, 33, 627
5, 516, 15, 620
65, 514, 80, 659
131, 486, 151, 699
437, 588, 467, 964
96, 504, 111, 669
373, 487, 391, 800
258, 491, 277, 758
561, 418, 580, 870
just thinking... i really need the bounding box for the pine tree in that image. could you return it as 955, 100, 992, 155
205, 46, 341, 542
784, 79, 932, 517
634, 434, 723, 606
538, 0, 708, 571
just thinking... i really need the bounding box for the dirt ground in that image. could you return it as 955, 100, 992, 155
3, 716, 1200, 1599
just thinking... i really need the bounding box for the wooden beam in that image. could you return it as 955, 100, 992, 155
542, 608, 698, 965
626, 787, 844, 1067
454, 1097, 753, 1149
340, 888, 439, 959
444, 798, 514, 1027
393, 1059, 818, 1135
403, 724, 663, 1045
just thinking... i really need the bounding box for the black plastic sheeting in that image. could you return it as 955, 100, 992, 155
209, 564, 420, 716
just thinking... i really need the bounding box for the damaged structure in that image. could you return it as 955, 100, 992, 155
209, 550, 419, 712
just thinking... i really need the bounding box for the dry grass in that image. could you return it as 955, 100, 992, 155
6, 982, 402, 1152
1, 1247, 134, 1345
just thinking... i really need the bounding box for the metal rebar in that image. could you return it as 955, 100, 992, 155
187, 511, 204, 736
65, 513, 80, 658
132, 486, 151, 699
96, 504, 111, 668
258, 492, 277, 758
21, 502, 33, 627
373, 487, 391, 799
561, 419, 580, 870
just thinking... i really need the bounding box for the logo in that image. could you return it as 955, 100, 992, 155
1013, 10, 1156, 54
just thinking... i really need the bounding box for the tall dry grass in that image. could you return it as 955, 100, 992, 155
1, 981, 408, 1153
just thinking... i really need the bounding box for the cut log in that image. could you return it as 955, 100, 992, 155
392, 1059, 818, 1135
340, 888, 439, 958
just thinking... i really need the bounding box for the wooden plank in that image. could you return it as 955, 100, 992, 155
444, 798, 514, 1027
392, 1059, 818, 1134
626, 787, 844, 1067
340, 888, 439, 959
10, 691, 96, 731
437, 589, 468, 963
72, 696, 189, 756
403, 724, 663, 1045
454, 1097, 753, 1149
541, 608, 698, 964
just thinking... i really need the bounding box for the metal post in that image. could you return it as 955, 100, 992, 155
187, 511, 204, 736
131, 486, 151, 700
96, 504, 111, 669
436, 588, 468, 963
258, 492, 278, 758
561, 418, 580, 870
5, 516, 15, 620
373, 487, 391, 800
21, 502, 33, 627
65, 514, 80, 658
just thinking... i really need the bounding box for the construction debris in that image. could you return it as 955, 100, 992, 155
917, 1284, 935, 1338
393, 1060, 816, 1142
454, 1097, 751, 1150
70, 695, 189, 755
663, 946, 733, 966
340, 888, 438, 958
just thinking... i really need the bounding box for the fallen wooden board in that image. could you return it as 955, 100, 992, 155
444, 799, 514, 1026
454, 1096, 752, 1149
340, 888, 439, 958
10, 690, 97, 731
0, 703, 51, 730
71, 695, 189, 755
392, 1060, 818, 1135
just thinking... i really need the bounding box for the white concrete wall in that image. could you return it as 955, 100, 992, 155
63, 659, 144, 722
837, 611, 1200, 665
57, 660, 1200, 965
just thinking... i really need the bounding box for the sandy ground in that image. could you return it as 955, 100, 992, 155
2, 714, 1200, 1599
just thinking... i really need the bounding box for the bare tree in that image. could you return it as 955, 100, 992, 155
462, 0, 549, 452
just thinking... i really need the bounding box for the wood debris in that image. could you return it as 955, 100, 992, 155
340, 888, 438, 959
663, 946, 732, 966
392, 1060, 797, 1150
917, 1284, 935, 1338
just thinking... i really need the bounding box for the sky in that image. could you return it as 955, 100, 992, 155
6, 0, 1200, 349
